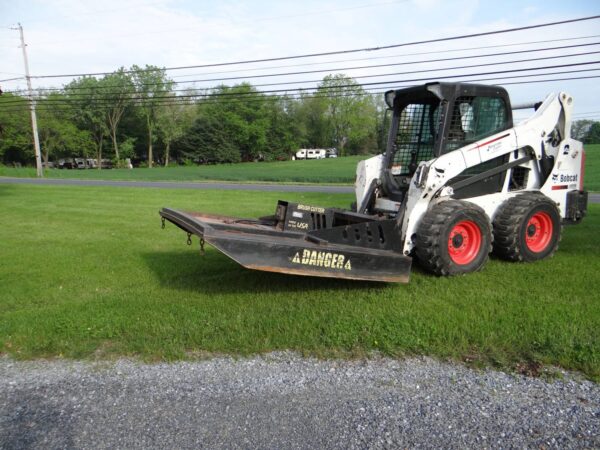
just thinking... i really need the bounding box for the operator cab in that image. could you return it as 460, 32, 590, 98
382, 82, 513, 201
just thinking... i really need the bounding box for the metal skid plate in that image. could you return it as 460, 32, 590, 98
159, 207, 411, 283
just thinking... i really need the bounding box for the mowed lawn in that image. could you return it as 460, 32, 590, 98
0, 155, 365, 184
1, 144, 599, 189
0, 184, 598, 380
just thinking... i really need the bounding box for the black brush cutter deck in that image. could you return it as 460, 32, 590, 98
160, 200, 412, 283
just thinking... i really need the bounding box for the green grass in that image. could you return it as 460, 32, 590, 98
2, 145, 599, 190
584, 144, 600, 191
0, 184, 598, 380
0, 155, 365, 184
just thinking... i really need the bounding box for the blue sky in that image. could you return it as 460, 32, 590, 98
1, 0, 599, 120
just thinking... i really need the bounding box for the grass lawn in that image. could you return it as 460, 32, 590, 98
0, 184, 598, 380
585, 144, 600, 191
0, 155, 365, 184
1, 145, 599, 190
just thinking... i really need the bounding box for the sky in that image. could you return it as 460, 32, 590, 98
0, 0, 599, 122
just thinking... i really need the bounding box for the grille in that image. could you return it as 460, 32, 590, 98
311, 212, 327, 229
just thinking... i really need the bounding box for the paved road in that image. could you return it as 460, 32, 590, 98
0, 177, 354, 194
1, 354, 598, 449
1, 177, 599, 203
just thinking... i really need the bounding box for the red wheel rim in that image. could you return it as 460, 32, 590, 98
525, 211, 553, 252
447, 220, 482, 265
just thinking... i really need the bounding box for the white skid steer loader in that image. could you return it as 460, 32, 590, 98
160, 82, 588, 283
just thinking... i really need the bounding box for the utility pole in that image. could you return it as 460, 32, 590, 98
14, 23, 43, 177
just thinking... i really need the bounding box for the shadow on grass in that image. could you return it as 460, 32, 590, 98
142, 250, 389, 294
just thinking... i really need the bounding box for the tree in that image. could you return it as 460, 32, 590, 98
264, 95, 301, 159
290, 93, 329, 149
572, 120, 593, 141
156, 94, 193, 166
101, 68, 134, 162
583, 122, 600, 144
37, 93, 93, 165
180, 84, 276, 163
132, 65, 173, 167
315, 74, 377, 156
178, 112, 240, 163
65, 77, 108, 169
205, 84, 270, 161
0, 93, 32, 164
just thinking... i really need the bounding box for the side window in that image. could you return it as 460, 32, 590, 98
447, 96, 508, 151
392, 102, 441, 175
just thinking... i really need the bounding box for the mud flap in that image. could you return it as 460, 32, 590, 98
160, 208, 411, 283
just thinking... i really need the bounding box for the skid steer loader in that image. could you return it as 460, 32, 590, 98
159, 82, 588, 283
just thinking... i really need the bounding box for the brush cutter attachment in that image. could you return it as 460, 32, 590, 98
159, 201, 412, 283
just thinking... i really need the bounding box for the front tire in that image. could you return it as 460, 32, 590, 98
492, 193, 561, 262
415, 200, 492, 276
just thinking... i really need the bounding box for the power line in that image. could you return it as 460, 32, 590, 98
0, 76, 25, 83
9, 60, 598, 104
8, 42, 600, 96
168, 34, 600, 79
26, 14, 600, 79
3, 74, 600, 114
3, 67, 600, 112
160, 44, 600, 86
497, 74, 600, 86
573, 110, 600, 115
190, 51, 600, 90
3, 68, 600, 111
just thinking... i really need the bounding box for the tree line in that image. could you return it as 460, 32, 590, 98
0, 66, 388, 167
2, 66, 598, 169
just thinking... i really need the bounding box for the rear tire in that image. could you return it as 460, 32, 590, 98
492, 193, 561, 262
415, 200, 492, 276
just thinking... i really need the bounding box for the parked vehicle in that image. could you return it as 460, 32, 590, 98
58, 158, 76, 169
326, 148, 338, 158
293, 149, 326, 160
86, 158, 98, 169
74, 158, 87, 169
293, 149, 306, 160
100, 159, 113, 169
308, 149, 326, 159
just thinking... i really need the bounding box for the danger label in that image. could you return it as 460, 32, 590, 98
291, 249, 352, 270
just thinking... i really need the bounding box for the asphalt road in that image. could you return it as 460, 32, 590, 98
1, 177, 599, 203
1, 354, 598, 449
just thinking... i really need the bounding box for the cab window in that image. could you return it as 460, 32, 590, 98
446, 96, 508, 151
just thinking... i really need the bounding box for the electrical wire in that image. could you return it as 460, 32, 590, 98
6, 60, 597, 105
7, 43, 600, 96
3, 71, 600, 112
167, 34, 600, 79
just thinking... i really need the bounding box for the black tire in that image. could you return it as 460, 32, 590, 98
492, 193, 561, 262
415, 200, 492, 276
